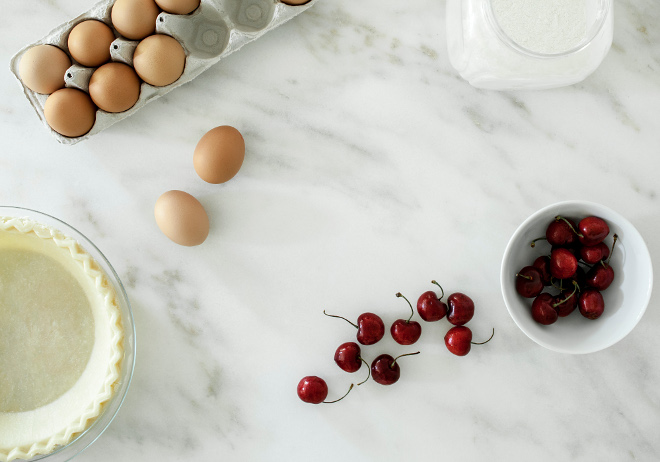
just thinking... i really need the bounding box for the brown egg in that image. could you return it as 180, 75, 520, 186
111, 0, 160, 40
44, 88, 96, 137
133, 35, 186, 87
67, 20, 115, 67
193, 126, 245, 184
281, 0, 311, 5
154, 0, 200, 15
19, 45, 71, 94
89, 63, 141, 113
154, 190, 209, 246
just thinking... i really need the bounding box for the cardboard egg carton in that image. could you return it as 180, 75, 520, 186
9, 0, 317, 145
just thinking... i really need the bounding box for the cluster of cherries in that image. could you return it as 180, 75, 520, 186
515, 215, 618, 324
297, 282, 494, 404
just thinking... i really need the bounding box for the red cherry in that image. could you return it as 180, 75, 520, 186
390, 293, 422, 345
334, 342, 371, 385
416, 280, 447, 322
446, 293, 475, 326
586, 263, 614, 291
532, 256, 552, 286
531, 216, 578, 248
324, 310, 385, 346
579, 289, 605, 320
356, 313, 385, 345
550, 247, 578, 279
444, 326, 495, 356
531, 293, 558, 325
554, 292, 578, 317
334, 342, 362, 372
370, 355, 400, 386
578, 216, 609, 246
391, 320, 422, 345
580, 242, 610, 264
297, 376, 328, 404
515, 266, 544, 298
370, 352, 420, 386
552, 281, 579, 317
546, 217, 578, 246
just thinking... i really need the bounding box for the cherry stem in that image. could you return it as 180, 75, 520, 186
390, 351, 420, 368
323, 310, 357, 329
471, 328, 495, 345
606, 234, 618, 265
431, 280, 445, 300
323, 383, 354, 404
530, 237, 547, 248
550, 277, 562, 291
357, 357, 370, 386
396, 292, 414, 323
516, 273, 533, 281
555, 215, 584, 238
552, 281, 579, 308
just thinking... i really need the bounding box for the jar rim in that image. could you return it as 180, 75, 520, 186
484, 0, 612, 58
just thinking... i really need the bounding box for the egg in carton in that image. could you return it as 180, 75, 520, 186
9, 0, 317, 145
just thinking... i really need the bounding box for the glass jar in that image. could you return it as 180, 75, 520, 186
446, 0, 613, 90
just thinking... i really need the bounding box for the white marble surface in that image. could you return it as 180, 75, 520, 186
2, 0, 660, 460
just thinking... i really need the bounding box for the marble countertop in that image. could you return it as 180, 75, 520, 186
2, 0, 660, 460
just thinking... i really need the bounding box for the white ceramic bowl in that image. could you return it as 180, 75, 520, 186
501, 201, 653, 354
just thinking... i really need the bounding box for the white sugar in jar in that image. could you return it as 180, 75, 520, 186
446, 0, 613, 90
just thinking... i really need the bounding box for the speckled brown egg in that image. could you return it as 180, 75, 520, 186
154, 190, 209, 246
18, 45, 71, 95
89, 62, 141, 113
154, 0, 200, 14
193, 126, 245, 184
44, 88, 96, 137
111, 0, 160, 40
67, 20, 115, 67
133, 34, 186, 87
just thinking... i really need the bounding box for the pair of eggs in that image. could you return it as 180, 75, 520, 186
154, 126, 245, 246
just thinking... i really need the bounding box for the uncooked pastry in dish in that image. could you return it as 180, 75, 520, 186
0, 217, 124, 462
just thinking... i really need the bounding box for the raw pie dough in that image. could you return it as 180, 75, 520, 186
0, 217, 124, 462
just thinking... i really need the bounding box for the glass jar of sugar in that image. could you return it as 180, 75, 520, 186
446, 0, 613, 90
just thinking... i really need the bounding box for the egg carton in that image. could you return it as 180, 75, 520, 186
9, 0, 318, 145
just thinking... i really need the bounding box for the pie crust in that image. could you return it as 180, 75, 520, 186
0, 217, 124, 462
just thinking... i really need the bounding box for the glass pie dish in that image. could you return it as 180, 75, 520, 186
0, 206, 136, 462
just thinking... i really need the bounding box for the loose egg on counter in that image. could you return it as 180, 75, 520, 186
18, 45, 71, 94
67, 20, 115, 68
193, 126, 245, 184
111, 0, 160, 40
154, 190, 209, 246
44, 88, 96, 137
133, 34, 186, 87
155, 0, 200, 15
89, 63, 141, 113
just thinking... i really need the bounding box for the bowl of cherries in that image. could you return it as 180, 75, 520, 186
501, 201, 653, 354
